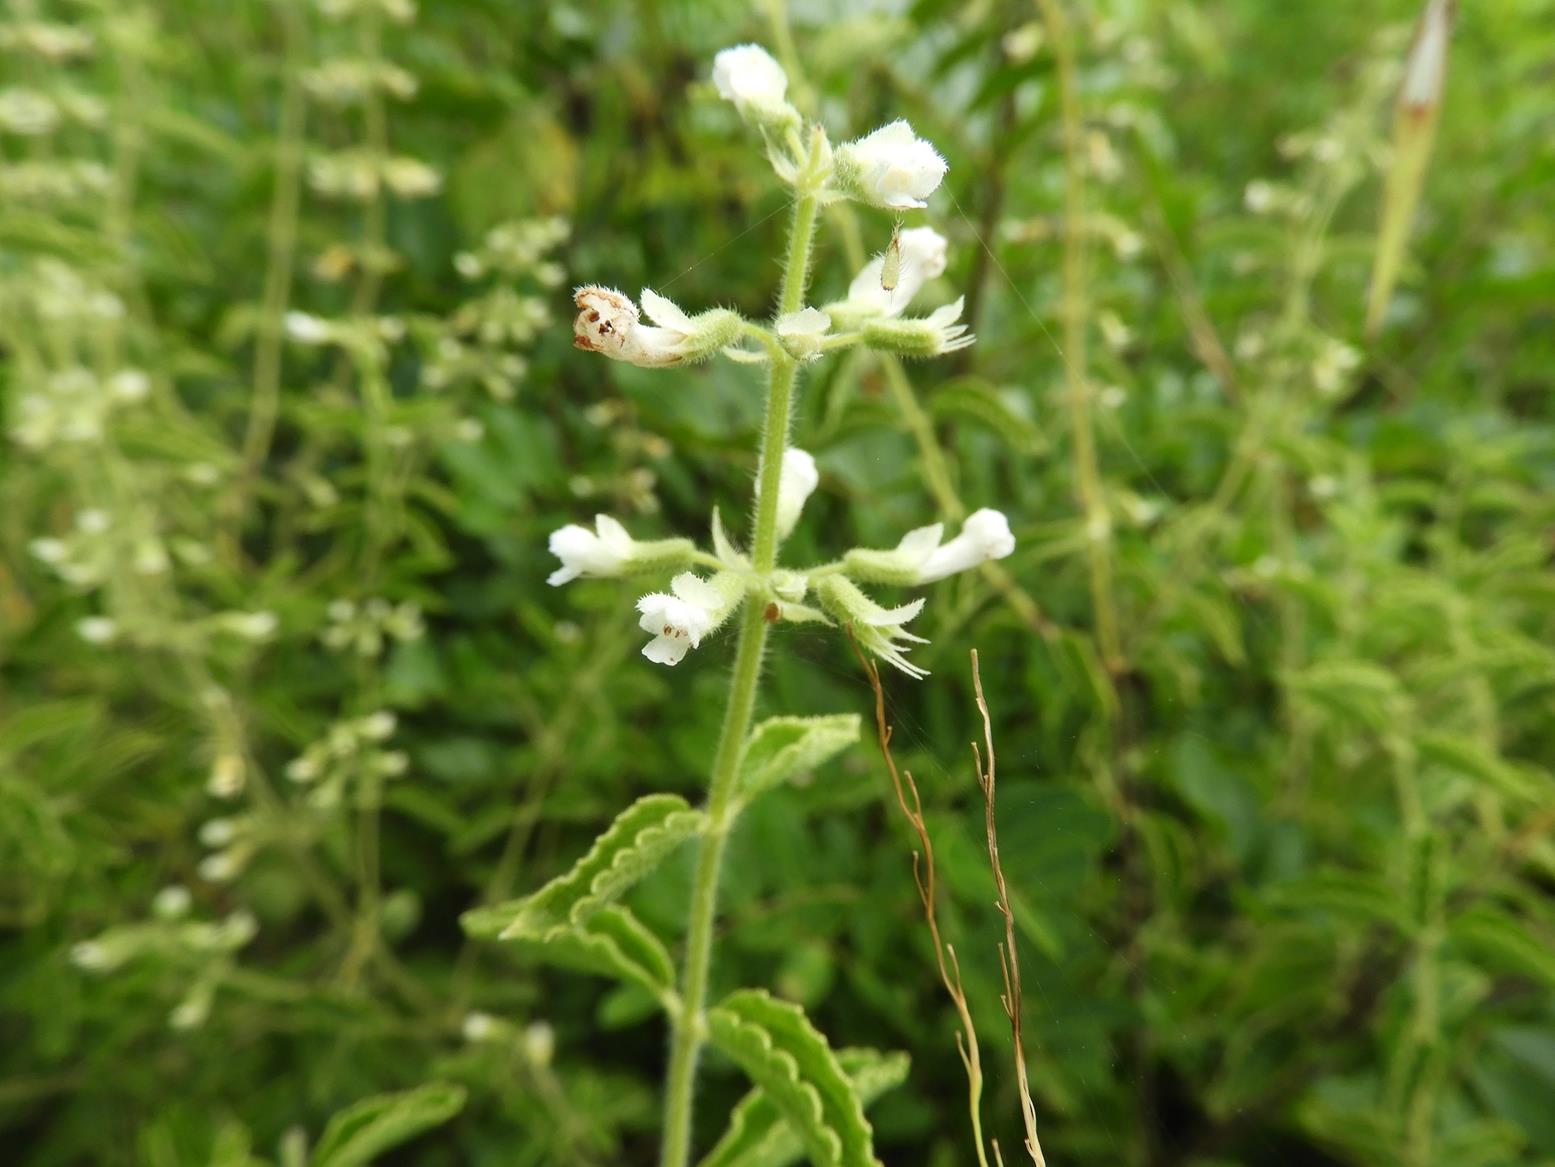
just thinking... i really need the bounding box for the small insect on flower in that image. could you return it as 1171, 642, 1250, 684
880, 219, 903, 293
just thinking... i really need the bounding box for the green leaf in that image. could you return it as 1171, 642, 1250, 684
737, 715, 860, 805
507, 905, 677, 1002
706, 989, 879, 1167
1448, 904, 1555, 988
1417, 731, 1547, 802
460, 793, 706, 940
312, 1082, 467, 1167
700, 1048, 909, 1167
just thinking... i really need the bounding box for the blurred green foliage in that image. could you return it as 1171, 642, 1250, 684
3, 0, 1555, 1164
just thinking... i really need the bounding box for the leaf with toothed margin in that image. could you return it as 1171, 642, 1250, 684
460, 793, 706, 940
737, 715, 860, 805
313, 1083, 466, 1167
706, 989, 880, 1167
505, 904, 677, 1002
699, 1048, 909, 1167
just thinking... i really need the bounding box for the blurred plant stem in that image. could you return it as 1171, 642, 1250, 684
1034, 0, 1121, 674
228, 0, 306, 559
658, 141, 822, 1167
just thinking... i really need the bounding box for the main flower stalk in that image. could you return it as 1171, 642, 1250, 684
658, 170, 822, 1167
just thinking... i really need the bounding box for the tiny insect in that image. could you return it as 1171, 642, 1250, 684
880, 219, 903, 293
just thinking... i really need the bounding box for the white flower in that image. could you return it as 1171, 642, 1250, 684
76, 616, 116, 644
918, 509, 1016, 581
547, 514, 634, 585
108, 369, 149, 402
846, 508, 1015, 584
359, 710, 397, 740
635, 572, 741, 666
841, 226, 948, 318
815, 576, 931, 679
572, 286, 739, 369
712, 44, 792, 125
207, 754, 245, 799
284, 311, 333, 344
776, 447, 820, 539
462, 1012, 498, 1042
523, 1021, 556, 1066
1402, 0, 1451, 112
775, 307, 831, 360
152, 885, 192, 919
837, 120, 948, 209
30, 536, 67, 564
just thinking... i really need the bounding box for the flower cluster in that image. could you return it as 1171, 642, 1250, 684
545, 43, 1015, 677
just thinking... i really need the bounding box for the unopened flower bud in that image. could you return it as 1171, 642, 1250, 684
775, 447, 819, 540
814, 576, 930, 679
860, 297, 974, 357
711, 44, 798, 130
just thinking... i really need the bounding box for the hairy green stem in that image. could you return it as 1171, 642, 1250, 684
659, 180, 821, 1167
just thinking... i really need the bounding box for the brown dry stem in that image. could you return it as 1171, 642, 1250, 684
972, 650, 1048, 1166
848, 626, 992, 1167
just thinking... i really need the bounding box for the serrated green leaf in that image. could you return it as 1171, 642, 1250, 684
1263, 870, 1410, 930
507, 905, 677, 1003
737, 715, 860, 806
706, 989, 879, 1167
1448, 905, 1555, 988
1417, 731, 1547, 802
1283, 660, 1408, 734
312, 1082, 466, 1167
460, 793, 706, 940
700, 1048, 909, 1167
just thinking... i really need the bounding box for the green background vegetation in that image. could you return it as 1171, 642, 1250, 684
3, 0, 1554, 1163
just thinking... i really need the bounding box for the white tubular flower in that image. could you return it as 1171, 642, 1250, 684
775, 447, 820, 539
572, 286, 741, 369
775, 307, 831, 361
712, 44, 796, 128
815, 576, 930, 679
834, 226, 948, 320
860, 295, 974, 357
836, 120, 948, 210
846, 508, 1015, 585
915, 508, 1015, 581
547, 514, 694, 586
1402, 0, 1451, 112
635, 572, 745, 666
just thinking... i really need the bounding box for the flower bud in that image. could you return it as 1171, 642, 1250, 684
547, 514, 695, 586
572, 286, 742, 368
711, 44, 799, 131
815, 576, 930, 678
835, 120, 948, 210
860, 297, 973, 357
775, 448, 819, 540
635, 571, 746, 666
